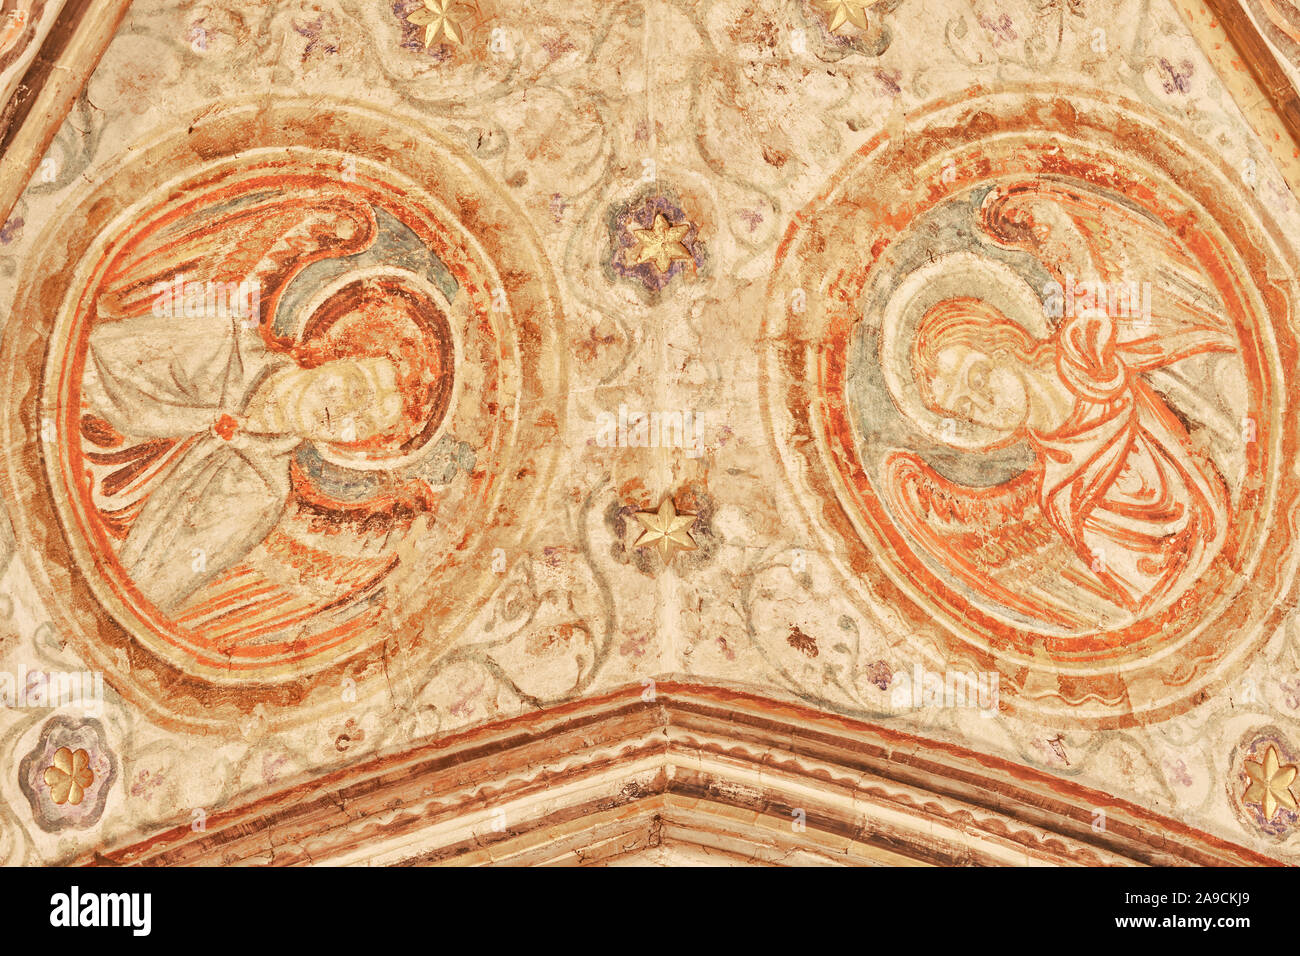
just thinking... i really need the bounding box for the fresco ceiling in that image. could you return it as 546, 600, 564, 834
1, 0, 1300, 865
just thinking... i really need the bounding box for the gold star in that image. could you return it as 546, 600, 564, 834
633, 498, 698, 561
816, 0, 876, 33
629, 213, 693, 274
408, 0, 465, 47
1243, 744, 1298, 821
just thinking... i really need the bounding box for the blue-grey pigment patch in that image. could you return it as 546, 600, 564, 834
272, 205, 458, 339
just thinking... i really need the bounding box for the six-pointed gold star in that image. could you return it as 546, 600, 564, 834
628, 213, 693, 274
817, 0, 877, 33
633, 498, 698, 561
408, 0, 465, 47
1243, 744, 1298, 821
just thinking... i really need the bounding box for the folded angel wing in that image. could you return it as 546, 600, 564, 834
881, 451, 1134, 631
979, 181, 1238, 358
94, 185, 377, 326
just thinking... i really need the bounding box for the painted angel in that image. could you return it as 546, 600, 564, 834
882, 182, 1238, 630
82, 311, 402, 614
77, 190, 408, 616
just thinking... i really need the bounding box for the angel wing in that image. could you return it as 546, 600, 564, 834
978, 180, 1237, 357
168, 530, 397, 667
162, 461, 439, 662
881, 451, 1135, 632
93, 183, 378, 328
78, 181, 383, 533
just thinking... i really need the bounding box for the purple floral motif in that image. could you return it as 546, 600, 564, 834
1159, 58, 1194, 94
262, 752, 288, 784
130, 768, 164, 799
293, 15, 339, 60
0, 217, 23, 244
873, 68, 901, 96
1165, 758, 1192, 787
18, 715, 118, 833
977, 13, 1016, 45
1281, 675, 1300, 710
864, 659, 893, 691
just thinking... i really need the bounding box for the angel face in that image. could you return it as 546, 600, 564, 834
290, 356, 403, 443
912, 297, 1040, 442
247, 356, 403, 444
926, 342, 1029, 434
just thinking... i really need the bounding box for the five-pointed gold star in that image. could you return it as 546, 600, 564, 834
633, 498, 698, 561
628, 213, 693, 274
408, 0, 465, 47
817, 0, 877, 33
1243, 744, 1298, 821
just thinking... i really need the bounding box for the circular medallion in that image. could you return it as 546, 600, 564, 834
763, 89, 1299, 726
1, 101, 566, 728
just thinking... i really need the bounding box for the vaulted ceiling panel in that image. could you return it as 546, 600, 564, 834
2, 0, 1299, 866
